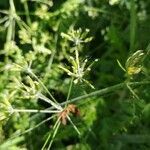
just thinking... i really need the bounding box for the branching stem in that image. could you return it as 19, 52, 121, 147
61, 81, 150, 106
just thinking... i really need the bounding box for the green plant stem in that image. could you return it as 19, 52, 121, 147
129, 0, 137, 52
12, 109, 60, 114
23, 0, 31, 25
0, 16, 8, 24
28, 69, 57, 103
0, 10, 8, 14
48, 121, 61, 149
7, 0, 15, 42
42, 117, 60, 150
75, 49, 80, 71
37, 93, 62, 110
67, 115, 81, 135
65, 77, 74, 107
62, 81, 150, 106
11, 115, 56, 139
126, 83, 139, 100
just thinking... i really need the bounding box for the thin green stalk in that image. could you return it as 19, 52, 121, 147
65, 77, 74, 107
6, 18, 13, 42
67, 116, 81, 135
12, 109, 60, 114
15, 17, 31, 32
129, 0, 137, 53
38, 93, 62, 110
15, 11, 35, 16
23, 0, 31, 25
28, 69, 57, 103
62, 81, 150, 106
0, 16, 8, 24
48, 51, 55, 68
126, 83, 139, 100
0, 10, 8, 14
7, 0, 16, 41
42, 118, 60, 150
11, 115, 56, 138
75, 49, 80, 71
12, 17, 15, 40
48, 121, 61, 149
7, 2, 13, 42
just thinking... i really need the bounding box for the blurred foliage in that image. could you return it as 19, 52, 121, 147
0, 0, 150, 149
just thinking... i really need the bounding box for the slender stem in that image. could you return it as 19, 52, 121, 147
67, 115, 81, 135
12, 17, 15, 40
48, 121, 61, 149
65, 77, 74, 107
126, 83, 139, 100
0, 10, 9, 14
38, 93, 62, 110
13, 109, 60, 114
0, 16, 9, 24
28, 69, 57, 103
61, 81, 150, 106
7, 0, 13, 42
129, 0, 137, 53
23, 0, 31, 25
75, 49, 80, 71
42, 117, 60, 150
11, 115, 56, 139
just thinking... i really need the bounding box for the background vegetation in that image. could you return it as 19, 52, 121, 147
0, 0, 150, 149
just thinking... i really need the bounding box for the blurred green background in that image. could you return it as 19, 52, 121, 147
0, 0, 150, 149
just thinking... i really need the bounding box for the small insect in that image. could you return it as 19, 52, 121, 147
58, 104, 80, 125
